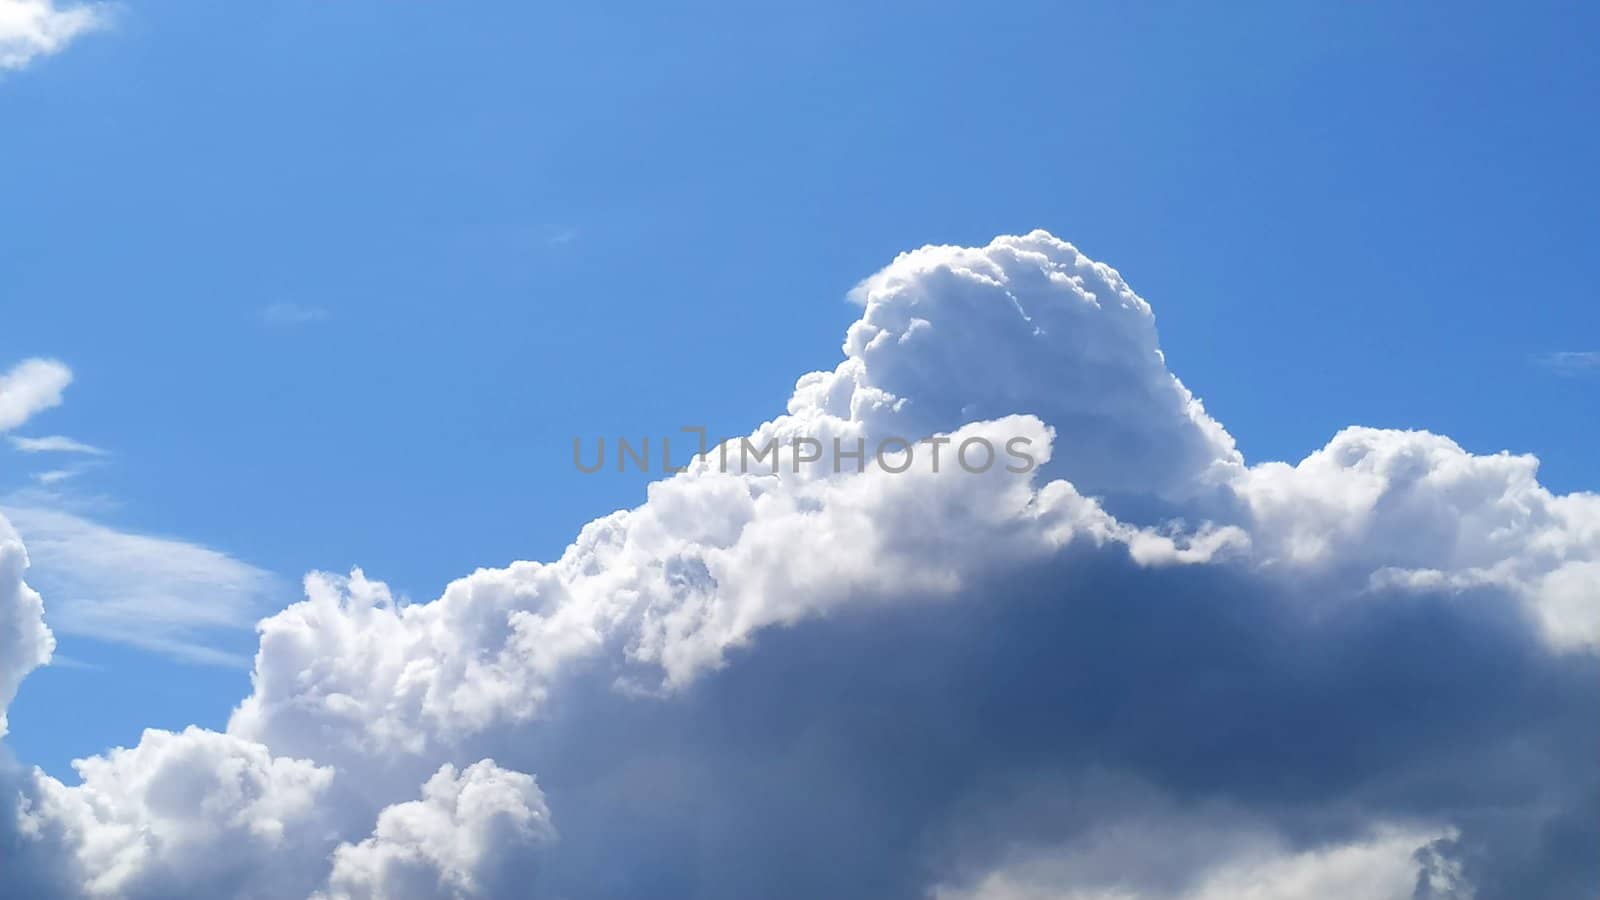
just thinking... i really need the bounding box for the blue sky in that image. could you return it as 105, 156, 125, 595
5, 0, 1599, 777
2, 0, 1597, 852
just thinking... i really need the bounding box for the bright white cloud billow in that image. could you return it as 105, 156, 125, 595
0, 0, 103, 71
18, 727, 337, 899
1, 232, 1595, 899
1235, 425, 1600, 651
319, 760, 555, 900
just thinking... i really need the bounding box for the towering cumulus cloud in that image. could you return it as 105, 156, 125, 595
3, 232, 1596, 898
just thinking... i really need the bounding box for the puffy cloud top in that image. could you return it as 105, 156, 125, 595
1235, 425, 1600, 650
795, 231, 1242, 500
320, 761, 555, 900
19, 727, 335, 899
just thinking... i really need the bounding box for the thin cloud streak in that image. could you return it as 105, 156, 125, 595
259, 302, 330, 326
0, 504, 281, 667
9, 435, 106, 455
1534, 351, 1600, 375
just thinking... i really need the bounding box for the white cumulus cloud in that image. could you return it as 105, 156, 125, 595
18, 727, 336, 899
0, 359, 71, 434
319, 760, 555, 900
0, 231, 1595, 899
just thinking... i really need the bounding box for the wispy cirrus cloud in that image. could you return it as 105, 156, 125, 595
9, 434, 106, 455
1534, 351, 1600, 375
2, 357, 273, 667
0, 0, 107, 71
0, 502, 281, 666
